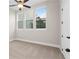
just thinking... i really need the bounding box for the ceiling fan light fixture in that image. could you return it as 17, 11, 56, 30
18, 4, 23, 8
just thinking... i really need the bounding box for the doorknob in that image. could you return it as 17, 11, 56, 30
65, 48, 70, 52
66, 36, 70, 39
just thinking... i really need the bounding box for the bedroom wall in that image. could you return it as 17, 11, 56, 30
16, 0, 60, 47
9, 9, 16, 41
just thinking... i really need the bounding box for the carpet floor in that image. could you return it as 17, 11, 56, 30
9, 40, 64, 59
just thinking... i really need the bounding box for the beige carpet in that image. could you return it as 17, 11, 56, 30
9, 40, 65, 59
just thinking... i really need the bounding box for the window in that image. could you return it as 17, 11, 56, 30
35, 6, 47, 28
17, 6, 47, 29
18, 13, 24, 29
17, 12, 33, 29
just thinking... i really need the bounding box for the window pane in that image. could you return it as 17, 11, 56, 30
18, 21, 23, 29
35, 7, 47, 18
26, 20, 33, 28
18, 13, 24, 21
36, 18, 46, 28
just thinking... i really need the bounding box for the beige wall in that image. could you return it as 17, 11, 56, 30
16, 0, 60, 46
9, 9, 16, 41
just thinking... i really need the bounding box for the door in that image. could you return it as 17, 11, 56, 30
60, 0, 70, 59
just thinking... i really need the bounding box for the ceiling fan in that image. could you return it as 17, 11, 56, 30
9, 0, 31, 10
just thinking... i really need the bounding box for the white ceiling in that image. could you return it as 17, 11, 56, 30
9, 0, 47, 11
9, 0, 48, 5
9, 0, 59, 11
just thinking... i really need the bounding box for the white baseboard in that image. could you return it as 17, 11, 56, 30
9, 39, 14, 42
13, 38, 60, 48
9, 37, 16, 42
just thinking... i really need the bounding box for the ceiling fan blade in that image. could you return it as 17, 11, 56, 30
15, 0, 17, 2
24, 0, 29, 3
23, 5, 31, 8
9, 5, 17, 7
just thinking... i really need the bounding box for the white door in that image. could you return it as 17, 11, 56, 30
60, 0, 70, 59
